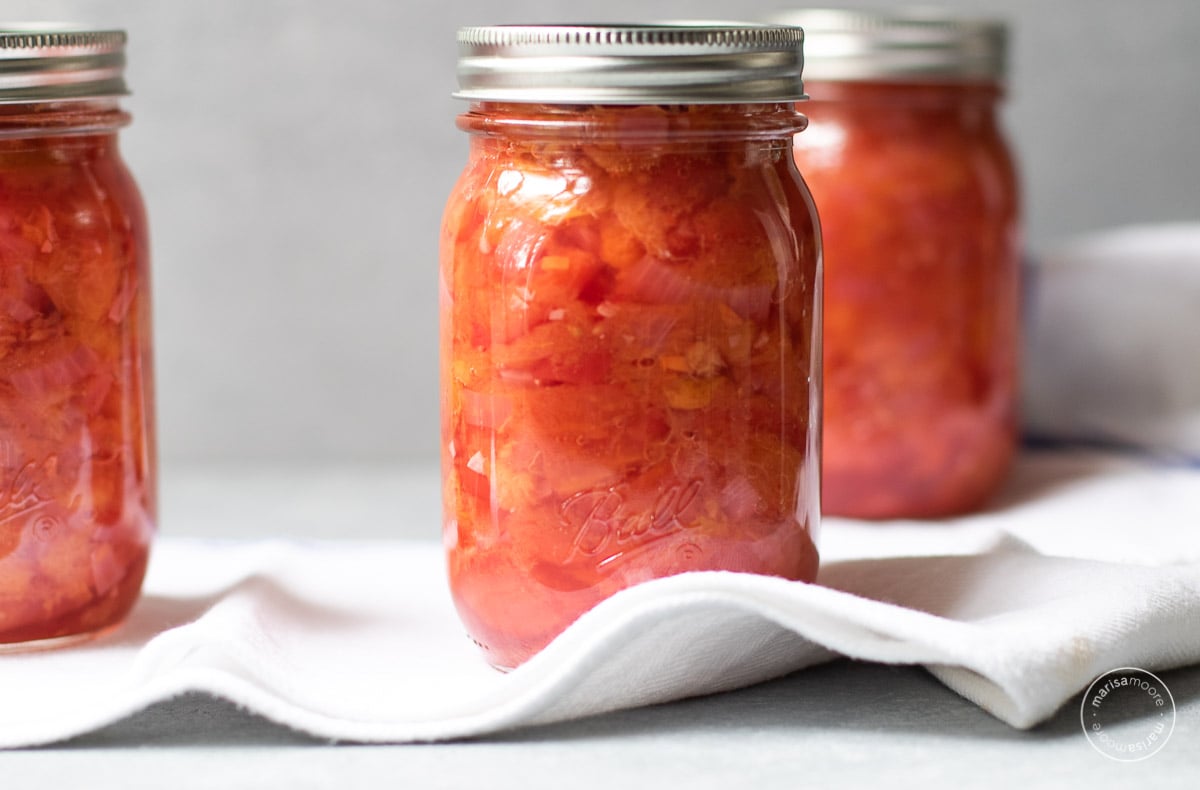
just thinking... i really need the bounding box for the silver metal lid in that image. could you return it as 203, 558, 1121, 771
455, 24, 806, 104
0, 26, 127, 104
770, 9, 1006, 82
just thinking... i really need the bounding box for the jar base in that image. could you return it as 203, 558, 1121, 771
0, 620, 123, 654
822, 435, 1016, 520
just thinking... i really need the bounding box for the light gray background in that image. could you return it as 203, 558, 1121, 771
10, 0, 1200, 466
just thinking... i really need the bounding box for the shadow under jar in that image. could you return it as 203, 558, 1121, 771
780, 10, 1021, 519
0, 29, 155, 648
441, 24, 822, 669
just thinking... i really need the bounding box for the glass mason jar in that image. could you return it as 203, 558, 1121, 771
0, 29, 155, 647
441, 24, 822, 668
780, 10, 1020, 519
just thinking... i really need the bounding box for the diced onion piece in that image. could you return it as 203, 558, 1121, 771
617, 256, 773, 322
720, 476, 761, 521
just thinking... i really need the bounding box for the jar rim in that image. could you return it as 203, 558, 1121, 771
457, 101, 808, 141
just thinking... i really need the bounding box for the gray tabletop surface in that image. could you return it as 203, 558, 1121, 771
6, 661, 1198, 788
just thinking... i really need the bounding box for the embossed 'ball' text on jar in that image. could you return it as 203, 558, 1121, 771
0, 29, 155, 648
441, 24, 823, 668
780, 10, 1021, 519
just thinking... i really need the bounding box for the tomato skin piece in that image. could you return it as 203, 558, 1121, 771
1, 103, 155, 646
441, 102, 822, 669
794, 80, 1019, 519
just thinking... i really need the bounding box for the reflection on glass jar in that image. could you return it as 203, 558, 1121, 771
0, 29, 155, 647
782, 10, 1021, 519
441, 25, 822, 668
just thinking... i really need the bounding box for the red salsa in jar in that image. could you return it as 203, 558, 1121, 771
442, 25, 822, 668
781, 11, 1020, 519
0, 30, 155, 647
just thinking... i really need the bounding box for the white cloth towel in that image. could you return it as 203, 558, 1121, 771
1023, 222, 1200, 460
1, 451, 1198, 748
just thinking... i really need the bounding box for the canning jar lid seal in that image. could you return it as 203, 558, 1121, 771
0, 26, 127, 103
770, 9, 1006, 82
455, 23, 807, 104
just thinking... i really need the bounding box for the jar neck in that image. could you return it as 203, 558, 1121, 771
805, 79, 1002, 108
0, 99, 129, 141
803, 80, 1002, 135
458, 101, 807, 144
